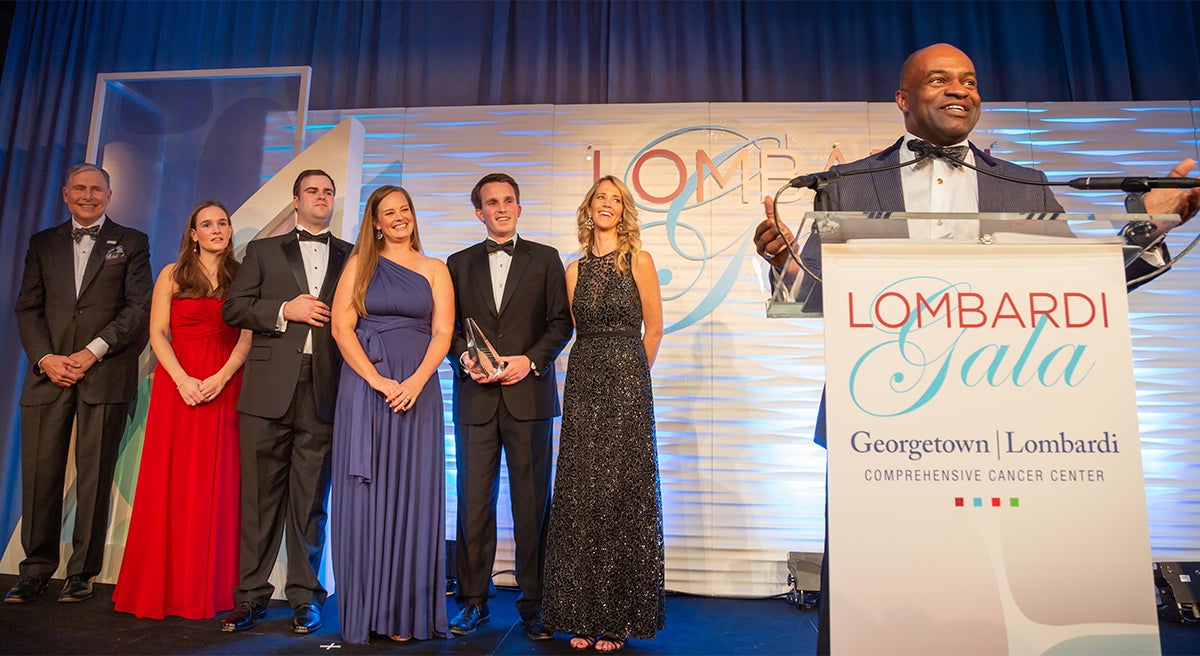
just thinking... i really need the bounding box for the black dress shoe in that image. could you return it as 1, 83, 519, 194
222, 601, 266, 632
448, 603, 490, 635
57, 576, 93, 602
292, 602, 322, 634
521, 616, 554, 640
4, 576, 49, 603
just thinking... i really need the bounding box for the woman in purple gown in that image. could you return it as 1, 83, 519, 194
329, 185, 454, 643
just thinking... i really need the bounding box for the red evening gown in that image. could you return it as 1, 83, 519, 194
112, 296, 243, 619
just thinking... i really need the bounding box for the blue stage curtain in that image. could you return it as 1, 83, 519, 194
1, 0, 1198, 544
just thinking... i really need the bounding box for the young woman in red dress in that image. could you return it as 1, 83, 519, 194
113, 201, 250, 619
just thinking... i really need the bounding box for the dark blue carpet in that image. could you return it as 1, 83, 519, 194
0, 574, 1194, 655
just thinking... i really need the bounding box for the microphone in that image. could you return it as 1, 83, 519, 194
1066, 176, 1200, 191
906, 139, 941, 158
787, 170, 842, 189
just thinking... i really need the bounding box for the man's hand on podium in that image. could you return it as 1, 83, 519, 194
1144, 158, 1200, 241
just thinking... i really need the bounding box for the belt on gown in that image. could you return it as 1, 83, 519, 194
345, 316, 429, 482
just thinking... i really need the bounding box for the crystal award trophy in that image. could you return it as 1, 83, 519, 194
465, 317, 506, 378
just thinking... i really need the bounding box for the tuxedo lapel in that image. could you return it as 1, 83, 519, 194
318, 239, 349, 302
497, 240, 531, 316
77, 220, 120, 299
868, 140, 905, 211
972, 144, 1007, 212
466, 243, 499, 317
281, 234, 309, 294
49, 223, 76, 300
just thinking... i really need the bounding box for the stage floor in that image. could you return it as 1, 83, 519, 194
0, 574, 1195, 655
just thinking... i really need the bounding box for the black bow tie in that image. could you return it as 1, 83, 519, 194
296, 229, 330, 244
908, 139, 969, 168
936, 145, 969, 166
485, 239, 514, 255
71, 225, 101, 242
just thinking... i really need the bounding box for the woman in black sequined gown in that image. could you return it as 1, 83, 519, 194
542, 176, 665, 652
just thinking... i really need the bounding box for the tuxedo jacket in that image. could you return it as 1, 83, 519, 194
16, 217, 152, 406
221, 231, 351, 423
446, 237, 573, 424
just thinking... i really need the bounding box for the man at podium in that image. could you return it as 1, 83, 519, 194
755, 42, 1200, 309
751, 42, 1200, 656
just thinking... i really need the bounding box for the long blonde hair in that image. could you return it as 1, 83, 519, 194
575, 175, 641, 273
349, 185, 421, 316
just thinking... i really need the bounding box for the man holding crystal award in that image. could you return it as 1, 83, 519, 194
445, 173, 574, 640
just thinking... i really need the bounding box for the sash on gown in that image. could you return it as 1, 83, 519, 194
344, 313, 430, 483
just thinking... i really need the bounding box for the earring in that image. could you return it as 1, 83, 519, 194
194, 242, 199, 253
375, 229, 383, 240
585, 215, 594, 229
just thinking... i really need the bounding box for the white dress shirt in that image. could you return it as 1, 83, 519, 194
277, 228, 331, 354
488, 235, 517, 310
73, 215, 110, 360
900, 133, 980, 239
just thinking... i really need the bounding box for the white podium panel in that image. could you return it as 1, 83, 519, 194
823, 241, 1159, 655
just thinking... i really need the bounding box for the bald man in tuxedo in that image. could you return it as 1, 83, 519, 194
752, 43, 1200, 655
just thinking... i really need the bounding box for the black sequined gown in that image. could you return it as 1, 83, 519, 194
542, 251, 665, 640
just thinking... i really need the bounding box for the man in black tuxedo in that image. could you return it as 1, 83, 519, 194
220, 169, 351, 634
9, 163, 152, 604
445, 173, 573, 639
752, 43, 1200, 655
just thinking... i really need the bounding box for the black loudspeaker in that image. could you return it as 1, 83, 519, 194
786, 551, 823, 610
1153, 561, 1200, 622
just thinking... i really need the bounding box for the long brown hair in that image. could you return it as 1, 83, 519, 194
173, 200, 238, 298
350, 186, 421, 316
576, 175, 641, 274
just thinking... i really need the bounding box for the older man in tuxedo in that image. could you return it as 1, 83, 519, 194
220, 169, 351, 634
9, 163, 152, 604
446, 172, 573, 640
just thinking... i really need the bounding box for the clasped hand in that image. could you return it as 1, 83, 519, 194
42, 349, 98, 387
176, 374, 227, 406
372, 375, 418, 413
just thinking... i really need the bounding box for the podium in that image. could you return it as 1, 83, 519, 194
766, 211, 1175, 318
778, 213, 1178, 655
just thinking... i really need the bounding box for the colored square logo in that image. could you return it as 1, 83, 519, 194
991, 497, 1001, 507
973, 498, 983, 507
1010, 498, 1019, 507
